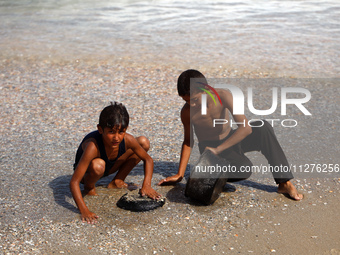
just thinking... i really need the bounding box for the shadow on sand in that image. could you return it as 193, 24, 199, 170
48, 160, 181, 213
165, 179, 278, 206
236, 179, 278, 193
49, 161, 278, 212
48, 175, 79, 214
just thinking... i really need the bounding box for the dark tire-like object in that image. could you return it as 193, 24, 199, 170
116, 190, 166, 212
185, 150, 230, 205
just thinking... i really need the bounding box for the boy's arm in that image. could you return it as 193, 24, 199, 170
206, 89, 252, 155
158, 105, 193, 185
125, 135, 161, 199
69, 142, 99, 224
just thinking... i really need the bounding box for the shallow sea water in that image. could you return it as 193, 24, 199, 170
1, 0, 339, 75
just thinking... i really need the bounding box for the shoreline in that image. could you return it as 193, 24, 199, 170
1, 52, 339, 79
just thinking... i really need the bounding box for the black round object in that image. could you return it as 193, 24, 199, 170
116, 190, 166, 212
185, 150, 230, 205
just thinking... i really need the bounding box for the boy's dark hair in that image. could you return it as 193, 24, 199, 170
177, 69, 208, 96
99, 102, 129, 130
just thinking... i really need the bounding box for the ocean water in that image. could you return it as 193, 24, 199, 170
0, 0, 339, 74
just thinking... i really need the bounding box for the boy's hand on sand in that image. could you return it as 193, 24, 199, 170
139, 186, 161, 200
81, 211, 99, 224
158, 174, 183, 186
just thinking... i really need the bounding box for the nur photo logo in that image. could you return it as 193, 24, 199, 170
195, 79, 312, 128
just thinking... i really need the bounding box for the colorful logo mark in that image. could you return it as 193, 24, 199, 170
198, 82, 222, 106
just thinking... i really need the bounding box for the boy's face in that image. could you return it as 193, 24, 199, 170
98, 125, 127, 148
181, 92, 202, 108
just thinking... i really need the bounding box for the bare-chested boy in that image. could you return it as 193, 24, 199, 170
70, 102, 161, 224
159, 69, 303, 201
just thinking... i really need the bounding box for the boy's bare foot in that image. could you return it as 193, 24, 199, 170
278, 181, 303, 201
107, 179, 139, 190
83, 187, 98, 196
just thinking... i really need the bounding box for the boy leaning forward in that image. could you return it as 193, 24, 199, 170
70, 102, 161, 224
159, 69, 303, 201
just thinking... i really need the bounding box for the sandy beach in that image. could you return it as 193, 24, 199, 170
1, 0, 340, 254
0, 57, 339, 254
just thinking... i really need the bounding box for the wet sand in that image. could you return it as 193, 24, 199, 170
0, 58, 339, 254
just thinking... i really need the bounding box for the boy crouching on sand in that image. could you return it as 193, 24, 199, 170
70, 102, 161, 223
159, 69, 303, 201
